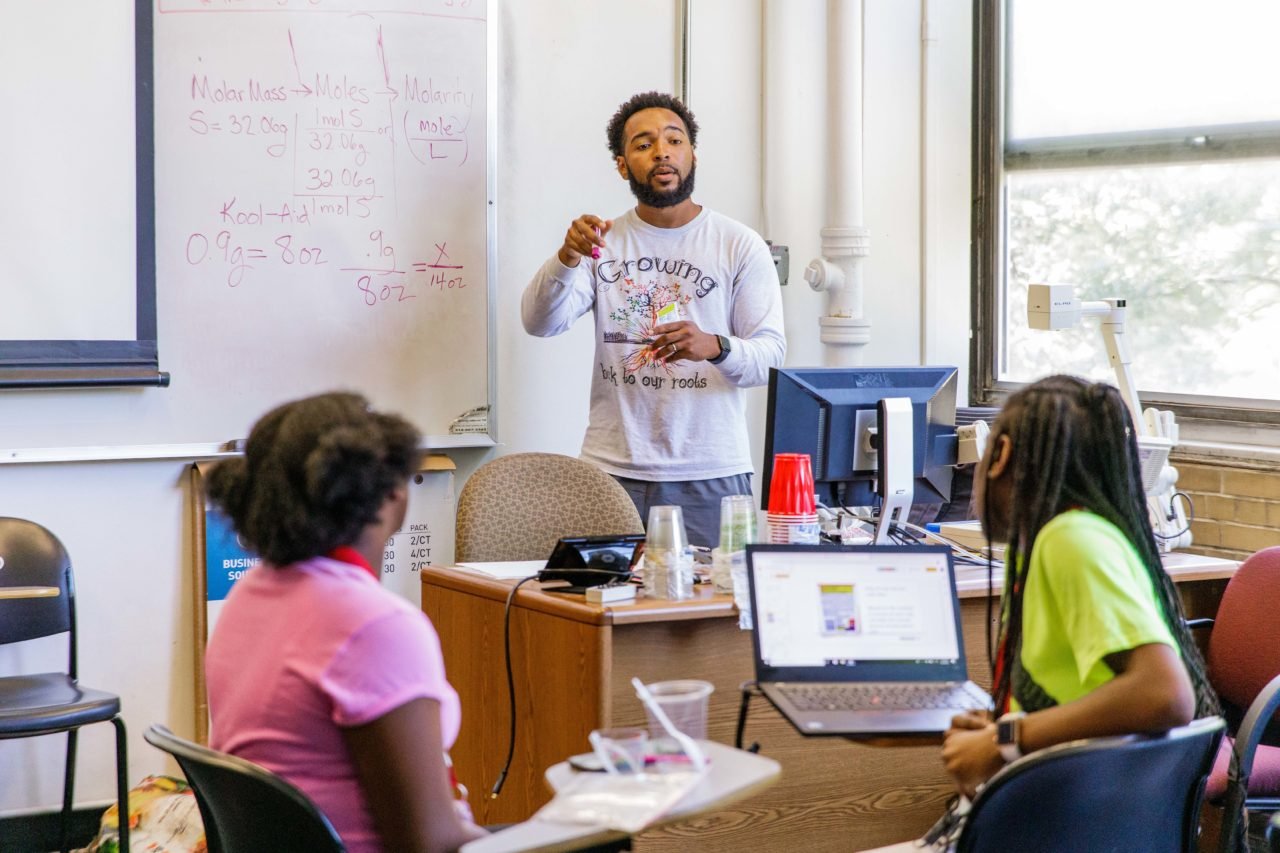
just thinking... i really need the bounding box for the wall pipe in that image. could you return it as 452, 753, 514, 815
804, 0, 871, 366
676, 0, 691, 106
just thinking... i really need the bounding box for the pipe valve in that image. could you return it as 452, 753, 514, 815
804, 257, 845, 293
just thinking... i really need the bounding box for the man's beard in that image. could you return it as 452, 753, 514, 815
628, 163, 696, 208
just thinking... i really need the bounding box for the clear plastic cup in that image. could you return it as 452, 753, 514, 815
646, 505, 689, 551
645, 506, 694, 600
718, 494, 757, 553
710, 547, 734, 595
644, 548, 695, 600
641, 679, 714, 744
588, 726, 649, 774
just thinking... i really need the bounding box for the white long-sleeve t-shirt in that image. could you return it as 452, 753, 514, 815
522, 207, 785, 481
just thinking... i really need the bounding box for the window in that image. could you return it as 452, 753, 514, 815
972, 0, 1280, 430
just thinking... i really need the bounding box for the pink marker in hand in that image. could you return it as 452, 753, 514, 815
591, 225, 602, 259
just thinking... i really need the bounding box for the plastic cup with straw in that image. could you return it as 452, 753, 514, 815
631, 677, 708, 772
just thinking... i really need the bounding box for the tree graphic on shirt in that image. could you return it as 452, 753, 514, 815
604, 278, 693, 375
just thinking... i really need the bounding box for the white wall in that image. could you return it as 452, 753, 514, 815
0, 0, 970, 815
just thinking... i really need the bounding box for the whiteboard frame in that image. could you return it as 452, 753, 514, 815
484, 0, 499, 446
0, 433, 494, 467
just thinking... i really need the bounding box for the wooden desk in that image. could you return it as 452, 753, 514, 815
423, 553, 1235, 853
462, 741, 780, 853
0, 586, 60, 600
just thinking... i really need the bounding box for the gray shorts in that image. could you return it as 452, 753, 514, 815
611, 473, 753, 549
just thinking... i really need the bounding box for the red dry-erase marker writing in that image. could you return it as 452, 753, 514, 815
591, 225, 601, 259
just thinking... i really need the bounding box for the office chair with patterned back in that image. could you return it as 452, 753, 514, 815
455, 452, 643, 562
955, 717, 1225, 853
0, 516, 129, 853
145, 724, 346, 853
1190, 546, 1280, 852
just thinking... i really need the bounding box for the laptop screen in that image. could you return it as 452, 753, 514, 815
746, 544, 970, 683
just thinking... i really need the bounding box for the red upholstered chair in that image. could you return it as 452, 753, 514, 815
1198, 546, 1280, 852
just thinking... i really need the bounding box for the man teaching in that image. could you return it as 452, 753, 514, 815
522, 91, 786, 547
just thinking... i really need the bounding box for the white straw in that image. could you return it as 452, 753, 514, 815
630, 677, 708, 771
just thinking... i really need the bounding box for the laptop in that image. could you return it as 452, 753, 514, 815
746, 543, 992, 736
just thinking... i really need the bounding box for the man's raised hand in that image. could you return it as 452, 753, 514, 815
558, 215, 612, 267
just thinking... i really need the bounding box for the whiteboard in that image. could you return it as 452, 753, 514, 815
0, 0, 494, 454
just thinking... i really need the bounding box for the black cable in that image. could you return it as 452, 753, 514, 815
896, 522, 925, 541
490, 568, 634, 798
735, 681, 763, 753
982, 480, 998, 682
490, 574, 541, 799
1152, 490, 1194, 540
986, 549, 997, 680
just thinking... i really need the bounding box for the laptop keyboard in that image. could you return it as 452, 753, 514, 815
778, 682, 991, 712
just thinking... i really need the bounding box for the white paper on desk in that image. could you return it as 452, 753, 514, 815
534, 771, 701, 834
455, 560, 546, 579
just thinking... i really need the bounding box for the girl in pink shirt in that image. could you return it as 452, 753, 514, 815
204, 392, 486, 853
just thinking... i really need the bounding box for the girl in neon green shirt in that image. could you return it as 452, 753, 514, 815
942, 375, 1219, 797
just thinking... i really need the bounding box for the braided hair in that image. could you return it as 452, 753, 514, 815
205, 392, 421, 566
986, 375, 1218, 718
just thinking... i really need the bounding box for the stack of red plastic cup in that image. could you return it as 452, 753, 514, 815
766, 453, 820, 544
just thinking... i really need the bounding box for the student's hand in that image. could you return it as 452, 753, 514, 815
948, 709, 992, 731
558, 215, 612, 267
649, 321, 721, 363
941, 721, 1004, 799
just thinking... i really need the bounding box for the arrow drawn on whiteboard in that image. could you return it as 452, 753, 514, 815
287, 30, 314, 98
375, 26, 400, 102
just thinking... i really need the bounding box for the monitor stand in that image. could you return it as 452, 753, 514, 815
875, 397, 915, 546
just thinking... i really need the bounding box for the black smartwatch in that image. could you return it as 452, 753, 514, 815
708, 334, 731, 365
996, 711, 1026, 763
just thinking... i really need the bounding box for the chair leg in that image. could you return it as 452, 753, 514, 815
113, 716, 130, 853
60, 728, 78, 853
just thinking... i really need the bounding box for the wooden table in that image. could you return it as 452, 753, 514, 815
462, 741, 780, 853
0, 586, 60, 599
422, 553, 1235, 853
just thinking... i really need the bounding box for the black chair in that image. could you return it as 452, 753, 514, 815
956, 716, 1226, 853
144, 724, 346, 853
0, 517, 128, 853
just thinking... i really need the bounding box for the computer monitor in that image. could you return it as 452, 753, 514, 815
761, 366, 959, 514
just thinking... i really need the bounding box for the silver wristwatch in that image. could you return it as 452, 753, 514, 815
996, 711, 1027, 763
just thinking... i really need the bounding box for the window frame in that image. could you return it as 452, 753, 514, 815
969, 0, 1280, 432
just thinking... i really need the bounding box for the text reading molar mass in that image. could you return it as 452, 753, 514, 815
188, 72, 475, 165
191, 74, 476, 109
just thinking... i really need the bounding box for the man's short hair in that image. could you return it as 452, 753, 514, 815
606, 91, 699, 158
